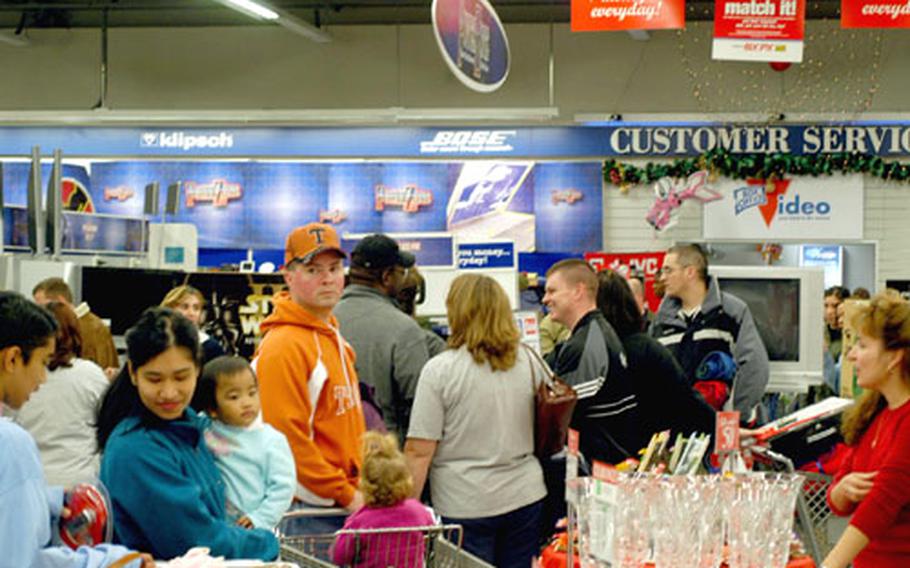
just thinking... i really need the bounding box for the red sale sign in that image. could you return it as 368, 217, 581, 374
571, 0, 685, 32
715, 411, 741, 454
842, 0, 910, 28
584, 251, 666, 312
713, 0, 806, 62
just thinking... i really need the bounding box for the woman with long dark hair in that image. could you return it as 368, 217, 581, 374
824, 291, 910, 568
96, 308, 277, 560
596, 270, 715, 445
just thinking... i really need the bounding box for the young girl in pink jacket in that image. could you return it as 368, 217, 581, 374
332, 432, 434, 567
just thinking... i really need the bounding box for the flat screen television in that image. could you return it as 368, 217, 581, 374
708, 265, 824, 393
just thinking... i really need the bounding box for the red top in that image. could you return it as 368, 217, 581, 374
827, 398, 910, 567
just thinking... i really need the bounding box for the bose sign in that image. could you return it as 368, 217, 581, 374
420, 130, 517, 154
140, 132, 234, 151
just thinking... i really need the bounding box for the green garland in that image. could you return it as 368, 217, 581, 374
603, 148, 910, 188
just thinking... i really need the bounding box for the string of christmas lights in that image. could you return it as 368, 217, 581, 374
603, 149, 910, 190
675, 4, 883, 117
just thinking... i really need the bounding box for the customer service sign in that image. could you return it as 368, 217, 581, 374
713, 0, 806, 62
702, 175, 863, 240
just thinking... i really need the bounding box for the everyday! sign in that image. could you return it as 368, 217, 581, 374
571, 0, 685, 32
841, 0, 910, 28
713, 0, 806, 62
703, 174, 863, 240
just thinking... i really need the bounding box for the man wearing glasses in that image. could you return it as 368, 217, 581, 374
650, 244, 769, 422
335, 234, 430, 444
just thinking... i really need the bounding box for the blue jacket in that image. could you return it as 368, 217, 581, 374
100, 410, 278, 560
651, 277, 770, 418
0, 418, 142, 568
204, 416, 296, 529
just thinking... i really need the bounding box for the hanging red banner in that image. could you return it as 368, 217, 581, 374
584, 251, 666, 312
712, 0, 806, 63
571, 0, 686, 32
842, 0, 910, 28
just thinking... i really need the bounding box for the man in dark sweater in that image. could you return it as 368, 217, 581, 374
334, 234, 429, 443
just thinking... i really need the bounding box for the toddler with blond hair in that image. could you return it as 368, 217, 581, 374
331, 432, 434, 567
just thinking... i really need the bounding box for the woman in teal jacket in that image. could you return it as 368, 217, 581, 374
96, 308, 278, 561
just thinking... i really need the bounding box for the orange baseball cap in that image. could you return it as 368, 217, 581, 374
284, 223, 346, 266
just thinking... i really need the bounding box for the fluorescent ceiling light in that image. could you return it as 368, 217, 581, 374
276, 12, 332, 43
213, 0, 331, 43
214, 0, 279, 20
0, 107, 560, 125
0, 109, 397, 125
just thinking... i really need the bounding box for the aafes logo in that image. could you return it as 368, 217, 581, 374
734, 179, 831, 227
419, 130, 517, 154
140, 131, 234, 151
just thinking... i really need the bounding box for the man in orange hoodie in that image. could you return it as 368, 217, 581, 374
257, 223, 366, 533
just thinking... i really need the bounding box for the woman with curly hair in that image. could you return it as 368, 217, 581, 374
824, 290, 910, 568
332, 432, 433, 567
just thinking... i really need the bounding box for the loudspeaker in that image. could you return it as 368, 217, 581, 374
45, 151, 62, 256
26, 146, 43, 254
165, 182, 181, 216
143, 182, 160, 216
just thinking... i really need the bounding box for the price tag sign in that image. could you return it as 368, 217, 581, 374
715, 411, 741, 454
592, 460, 619, 483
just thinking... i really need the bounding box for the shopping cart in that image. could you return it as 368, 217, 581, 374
752, 445, 839, 565
278, 509, 494, 567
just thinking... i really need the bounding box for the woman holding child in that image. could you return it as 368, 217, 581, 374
95, 307, 278, 560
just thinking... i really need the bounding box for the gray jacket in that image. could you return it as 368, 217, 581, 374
334, 284, 431, 442
650, 277, 770, 418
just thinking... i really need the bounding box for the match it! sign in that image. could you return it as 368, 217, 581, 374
713, 0, 806, 63
571, 0, 686, 32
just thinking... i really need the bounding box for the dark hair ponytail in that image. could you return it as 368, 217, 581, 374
96, 307, 201, 449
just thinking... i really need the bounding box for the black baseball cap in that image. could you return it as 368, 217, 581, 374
351, 234, 416, 271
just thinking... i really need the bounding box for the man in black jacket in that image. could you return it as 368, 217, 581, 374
542, 258, 634, 464
538, 258, 633, 543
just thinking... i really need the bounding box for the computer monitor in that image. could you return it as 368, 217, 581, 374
708, 265, 825, 393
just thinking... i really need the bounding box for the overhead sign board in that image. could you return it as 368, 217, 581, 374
432, 0, 510, 93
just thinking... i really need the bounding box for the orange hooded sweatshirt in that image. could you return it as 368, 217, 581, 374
256, 291, 365, 507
